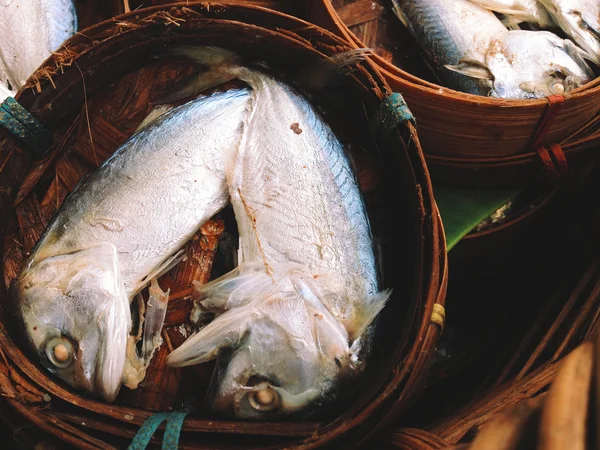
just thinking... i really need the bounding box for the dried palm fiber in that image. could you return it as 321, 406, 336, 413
0, 3, 447, 449
75, 0, 126, 29
306, 0, 600, 188
125, 0, 305, 16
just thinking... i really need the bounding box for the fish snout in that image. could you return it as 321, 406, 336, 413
94, 301, 130, 402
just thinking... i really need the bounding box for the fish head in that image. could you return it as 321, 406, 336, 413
167, 271, 370, 418
12, 242, 130, 402
538, 1, 600, 65
484, 31, 593, 99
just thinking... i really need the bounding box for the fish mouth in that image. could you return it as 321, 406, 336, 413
92, 300, 129, 402
94, 344, 124, 402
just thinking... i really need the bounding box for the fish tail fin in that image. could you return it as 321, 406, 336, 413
390, 0, 409, 28
135, 104, 175, 131
294, 48, 373, 90
500, 14, 524, 30
160, 44, 371, 100
345, 289, 391, 341
169, 45, 242, 67
155, 45, 243, 103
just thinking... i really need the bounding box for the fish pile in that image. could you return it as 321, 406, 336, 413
0, 0, 77, 102
391, 0, 599, 98
12, 47, 390, 418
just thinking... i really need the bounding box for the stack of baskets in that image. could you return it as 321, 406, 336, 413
0, 1, 598, 449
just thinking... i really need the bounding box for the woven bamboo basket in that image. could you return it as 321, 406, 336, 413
306, 0, 600, 188
75, 0, 124, 28
381, 172, 600, 449
449, 164, 594, 278
130, 0, 304, 15
0, 3, 447, 449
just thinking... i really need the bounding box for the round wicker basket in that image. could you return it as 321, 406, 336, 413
0, 3, 446, 449
306, 0, 600, 188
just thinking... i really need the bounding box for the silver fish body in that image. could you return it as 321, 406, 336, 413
468, 0, 554, 28
0, 0, 77, 101
392, 0, 507, 95
12, 89, 252, 401
539, 0, 600, 65
166, 49, 389, 419
483, 29, 593, 97
392, 0, 593, 98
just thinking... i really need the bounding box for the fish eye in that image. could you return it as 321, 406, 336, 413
45, 336, 74, 368
247, 385, 280, 412
550, 82, 565, 94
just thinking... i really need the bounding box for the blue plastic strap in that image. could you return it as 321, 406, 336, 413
382, 93, 415, 128
0, 97, 52, 156
128, 412, 170, 450
162, 411, 187, 450
128, 411, 188, 450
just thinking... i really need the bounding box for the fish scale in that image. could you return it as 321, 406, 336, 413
0, 0, 76, 100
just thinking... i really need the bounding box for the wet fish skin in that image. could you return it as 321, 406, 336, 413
12, 89, 252, 401
165, 48, 389, 419
0, 0, 77, 101
392, 0, 507, 95
539, 0, 600, 65
468, 0, 554, 28
393, 0, 593, 98
483, 29, 593, 98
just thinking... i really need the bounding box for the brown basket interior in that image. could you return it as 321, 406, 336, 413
0, 3, 446, 449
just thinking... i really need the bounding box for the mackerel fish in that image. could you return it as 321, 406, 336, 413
12, 89, 252, 401
392, 0, 593, 98
164, 47, 390, 419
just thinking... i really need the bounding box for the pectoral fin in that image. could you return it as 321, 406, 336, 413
166, 306, 252, 367
121, 279, 169, 389
132, 249, 186, 293
344, 289, 391, 341
141, 279, 169, 361
135, 105, 175, 132
391, 0, 409, 28
445, 60, 494, 81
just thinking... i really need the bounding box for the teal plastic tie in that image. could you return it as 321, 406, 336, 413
0, 97, 52, 156
382, 92, 415, 128
128, 411, 188, 450
162, 411, 187, 450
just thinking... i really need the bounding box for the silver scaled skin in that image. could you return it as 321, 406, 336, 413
0, 0, 77, 101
